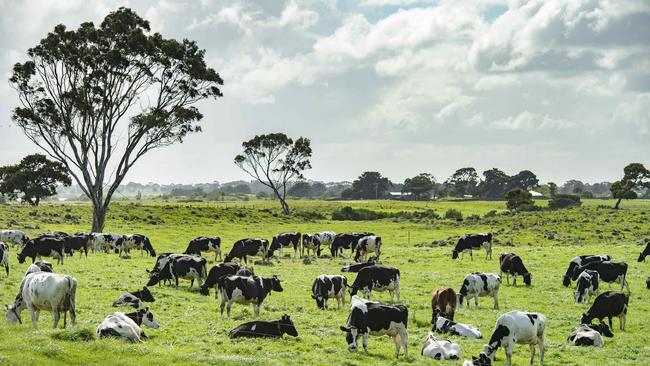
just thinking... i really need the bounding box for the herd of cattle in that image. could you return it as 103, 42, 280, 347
1, 228, 649, 365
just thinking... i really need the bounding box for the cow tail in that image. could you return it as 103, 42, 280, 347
63, 277, 77, 325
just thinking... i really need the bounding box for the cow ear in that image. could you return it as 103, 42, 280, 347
311, 295, 316, 299
146, 269, 151, 273
3, 305, 8, 310
339, 326, 349, 332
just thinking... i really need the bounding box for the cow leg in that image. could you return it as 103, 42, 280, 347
175, 275, 180, 290
392, 335, 401, 358
494, 293, 499, 310
362, 333, 369, 352
474, 295, 478, 307
505, 343, 514, 366
52, 308, 61, 329
608, 316, 613, 330
506, 273, 510, 285
28, 304, 38, 328
190, 278, 195, 288
389, 290, 394, 303
529, 344, 535, 366
620, 313, 626, 331
401, 328, 408, 357
253, 304, 260, 317
220, 296, 226, 317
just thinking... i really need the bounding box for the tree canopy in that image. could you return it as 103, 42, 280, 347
611, 163, 650, 209
0, 154, 71, 206
402, 173, 436, 200
350, 172, 393, 199
445, 167, 479, 197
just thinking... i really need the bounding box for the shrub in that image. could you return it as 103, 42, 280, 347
548, 194, 582, 209
505, 188, 534, 211
444, 208, 463, 220
484, 209, 498, 218
332, 206, 386, 221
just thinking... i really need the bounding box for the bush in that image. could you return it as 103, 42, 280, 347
548, 194, 582, 209
444, 208, 463, 221
505, 188, 534, 211
332, 206, 386, 221
484, 209, 498, 218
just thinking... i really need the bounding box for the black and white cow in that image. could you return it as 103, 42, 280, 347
5, 271, 77, 328
421, 333, 461, 360
229, 314, 298, 338
302, 231, 336, 257
331, 232, 374, 257
25, 261, 53, 275
458, 272, 501, 309
218, 275, 283, 317
97, 308, 159, 342
90, 233, 124, 254
184, 236, 221, 261
17, 237, 65, 265
567, 323, 613, 347
120, 234, 156, 257
581, 291, 628, 331
575, 270, 599, 304
0, 230, 29, 248
146, 254, 207, 289
483, 311, 546, 366
431, 310, 482, 338
311, 275, 348, 309
237, 266, 255, 276
452, 233, 492, 260
571, 261, 630, 294
562, 254, 610, 287
499, 253, 531, 286
224, 238, 268, 264
112, 287, 155, 308
463, 353, 492, 366
638, 239, 650, 262
354, 235, 382, 262
199, 262, 242, 296
267, 232, 301, 259
349, 265, 400, 302
341, 257, 377, 273
340, 296, 409, 358
63, 234, 91, 257
0, 242, 8, 276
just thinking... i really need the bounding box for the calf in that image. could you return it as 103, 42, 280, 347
97, 308, 159, 342
431, 287, 456, 321
421, 333, 461, 360
0, 230, 29, 247
331, 232, 373, 257
562, 254, 610, 287
311, 275, 348, 309
339, 296, 408, 358
112, 287, 155, 308
452, 233, 492, 260
567, 323, 613, 347
229, 314, 298, 338
349, 265, 400, 302
341, 257, 377, 273
184, 236, 221, 261
483, 310, 546, 366
575, 270, 599, 304
25, 261, 53, 275
90, 233, 124, 254
432, 310, 482, 338
354, 235, 382, 262
17, 237, 65, 265
499, 253, 531, 286
638, 239, 650, 262
63, 234, 90, 257
581, 291, 628, 331
218, 275, 283, 317
267, 232, 301, 258
463, 353, 492, 366
147, 255, 207, 289
458, 272, 501, 309
302, 231, 335, 257
199, 262, 242, 296
120, 234, 156, 257
5, 271, 77, 329
571, 261, 630, 294
224, 238, 268, 264
0, 242, 8, 276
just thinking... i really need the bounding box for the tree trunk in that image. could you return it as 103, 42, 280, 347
614, 197, 622, 209
92, 203, 107, 232
279, 198, 290, 215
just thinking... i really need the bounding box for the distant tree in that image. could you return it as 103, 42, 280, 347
340, 187, 354, 199
510, 170, 539, 191
560, 180, 586, 195
256, 191, 268, 199
0, 154, 71, 206
548, 194, 582, 209
445, 167, 479, 197
310, 182, 327, 197
548, 182, 558, 197
478, 168, 510, 199
402, 173, 436, 200
350, 172, 393, 199
610, 163, 650, 209
287, 181, 312, 197
9, 8, 223, 230
504, 188, 534, 211
222, 184, 251, 194
234, 133, 312, 214
136, 191, 142, 201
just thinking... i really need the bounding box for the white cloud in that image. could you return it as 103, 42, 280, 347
613, 94, 650, 134
489, 111, 575, 131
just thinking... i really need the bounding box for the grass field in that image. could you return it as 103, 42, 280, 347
0, 199, 649, 366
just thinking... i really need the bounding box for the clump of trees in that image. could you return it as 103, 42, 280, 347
342, 172, 392, 199
0, 154, 71, 206
402, 173, 436, 200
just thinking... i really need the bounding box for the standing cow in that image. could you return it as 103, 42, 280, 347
499, 253, 532, 286
200, 262, 242, 296
483, 310, 546, 366
331, 232, 374, 258
575, 270, 600, 304
637, 239, 650, 262
120, 234, 156, 257
146, 255, 207, 289
571, 261, 630, 294
349, 265, 401, 302
458, 272, 501, 309
581, 291, 628, 331
224, 238, 268, 264
0, 242, 8, 276
90, 233, 124, 254
267, 232, 301, 259
431, 287, 457, 321
218, 275, 283, 317
0, 230, 29, 248
184, 236, 221, 261
18, 237, 65, 265
452, 233, 492, 260
354, 235, 382, 262
311, 275, 348, 310
562, 254, 610, 287
302, 231, 336, 257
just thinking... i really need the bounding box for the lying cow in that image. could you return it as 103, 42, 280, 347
199, 262, 242, 296
421, 333, 461, 360
229, 314, 298, 338
5, 271, 77, 328
432, 310, 482, 338
354, 235, 382, 262
458, 272, 501, 309
431, 287, 456, 321
0, 230, 28, 247
147, 254, 207, 289
184, 236, 221, 261
112, 287, 155, 308
340, 296, 408, 358
452, 233, 492, 260
120, 234, 156, 257
302, 231, 335, 257
483, 310, 546, 366
581, 291, 628, 331
349, 265, 400, 302
341, 257, 377, 273
218, 275, 283, 317
575, 270, 599, 304
97, 308, 159, 342
499, 253, 532, 286
571, 261, 630, 294
18, 237, 65, 265
63, 234, 91, 257
567, 323, 613, 347
0, 242, 8, 276
267, 232, 301, 259
224, 238, 268, 264
311, 274, 348, 309
562, 254, 610, 287
25, 261, 53, 275
463, 353, 492, 366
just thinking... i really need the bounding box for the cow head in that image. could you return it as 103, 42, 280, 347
4, 303, 23, 325
280, 314, 298, 337
562, 274, 572, 287
580, 313, 592, 327
483, 325, 509, 360
139, 308, 159, 329
523, 272, 532, 286
348, 285, 359, 297
144, 238, 156, 257
469, 352, 492, 366
270, 275, 283, 292
139, 287, 155, 302
223, 254, 234, 263
571, 266, 586, 281
588, 323, 614, 338
451, 250, 459, 260
339, 326, 359, 350
146, 271, 161, 287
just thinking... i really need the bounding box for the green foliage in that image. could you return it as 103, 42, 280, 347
505, 188, 534, 211
445, 167, 479, 197
443, 208, 463, 220
0, 154, 71, 206
51, 328, 95, 342
349, 172, 393, 199
548, 194, 582, 209
332, 206, 387, 221
402, 173, 436, 200
611, 163, 650, 208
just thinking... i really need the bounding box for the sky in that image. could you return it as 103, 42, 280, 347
0, 0, 648, 185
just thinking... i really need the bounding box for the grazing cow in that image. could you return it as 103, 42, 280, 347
224, 238, 268, 264
339, 296, 408, 358
5, 271, 77, 329
184, 236, 221, 261
452, 233, 493, 260
302, 231, 336, 257
97, 308, 159, 342
331, 232, 374, 257
458, 273, 501, 309
63, 234, 91, 257
562, 254, 610, 287
237, 266, 254, 276
311, 275, 348, 309
499, 253, 532, 286
267, 232, 301, 259
575, 270, 600, 304
638, 239, 650, 262
25, 261, 53, 275
147, 254, 207, 289
341, 257, 377, 273
421, 333, 461, 360
432, 310, 482, 338
90, 233, 124, 254
483, 310, 546, 366
463, 353, 493, 366
199, 262, 242, 296
349, 265, 400, 302
218, 275, 283, 317
571, 261, 630, 294
0, 230, 29, 247
567, 323, 613, 347
112, 287, 155, 308
120, 234, 156, 257
0, 242, 8, 276
431, 287, 457, 321
229, 315, 298, 338
354, 235, 382, 262
18, 237, 65, 265
581, 291, 628, 331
